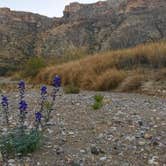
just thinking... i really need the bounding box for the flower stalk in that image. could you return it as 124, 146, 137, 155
18, 80, 28, 135
1, 95, 9, 127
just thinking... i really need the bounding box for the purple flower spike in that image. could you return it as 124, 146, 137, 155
35, 112, 42, 122
1, 95, 8, 107
41, 85, 47, 95
18, 80, 25, 90
19, 100, 28, 112
53, 75, 61, 87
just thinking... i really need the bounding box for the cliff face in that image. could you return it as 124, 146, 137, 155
0, 0, 166, 74
0, 8, 55, 74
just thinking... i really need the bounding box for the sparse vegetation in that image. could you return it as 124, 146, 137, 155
92, 94, 104, 110
0, 77, 61, 161
22, 56, 46, 78
36, 41, 166, 93
64, 84, 80, 94
117, 72, 145, 92
0, 129, 42, 156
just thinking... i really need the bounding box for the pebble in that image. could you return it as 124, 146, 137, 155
80, 149, 86, 154
144, 133, 153, 139
125, 136, 135, 141
151, 138, 159, 146
68, 131, 74, 135
56, 146, 64, 155
138, 141, 146, 146
100, 156, 107, 161
91, 146, 100, 155
8, 159, 15, 163
148, 156, 159, 165
47, 129, 53, 134
37, 162, 40, 165
0, 86, 165, 165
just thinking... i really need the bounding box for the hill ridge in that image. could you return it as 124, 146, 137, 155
0, 0, 166, 74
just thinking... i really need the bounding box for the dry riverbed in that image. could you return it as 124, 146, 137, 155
0, 78, 166, 165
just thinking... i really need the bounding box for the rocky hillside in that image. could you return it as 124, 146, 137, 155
0, 0, 166, 74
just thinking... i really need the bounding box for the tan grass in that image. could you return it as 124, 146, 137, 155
36, 41, 166, 91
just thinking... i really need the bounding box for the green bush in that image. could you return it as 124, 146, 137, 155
92, 102, 103, 110
94, 95, 104, 103
92, 94, 104, 110
0, 128, 42, 156
64, 84, 80, 94
22, 56, 46, 78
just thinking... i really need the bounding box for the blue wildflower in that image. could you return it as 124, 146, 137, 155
1, 95, 8, 107
35, 112, 42, 122
53, 75, 61, 87
19, 100, 28, 112
41, 85, 47, 95
18, 80, 25, 90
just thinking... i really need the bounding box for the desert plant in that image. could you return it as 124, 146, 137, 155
94, 69, 126, 90
0, 128, 42, 156
92, 102, 103, 110
0, 76, 61, 162
94, 94, 104, 103
18, 80, 28, 135
92, 94, 104, 110
41, 75, 61, 123
36, 41, 166, 92
118, 74, 145, 92
1, 95, 9, 127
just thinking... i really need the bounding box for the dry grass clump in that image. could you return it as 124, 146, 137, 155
153, 68, 166, 81
118, 73, 145, 92
36, 41, 166, 92
93, 69, 126, 90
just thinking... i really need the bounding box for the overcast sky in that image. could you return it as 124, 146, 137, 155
0, 0, 105, 17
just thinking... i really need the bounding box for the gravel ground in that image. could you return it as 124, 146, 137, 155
0, 84, 166, 166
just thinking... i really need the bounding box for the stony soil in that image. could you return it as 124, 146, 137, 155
0, 79, 166, 166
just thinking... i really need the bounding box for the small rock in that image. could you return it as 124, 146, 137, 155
148, 156, 159, 165
2, 128, 7, 132
100, 157, 107, 161
138, 141, 146, 146
68, 131, 74, 135
125, 136, 135, 141
138, 120, 143, 126
97, 133, 104, 139
80, 149, 86, 153
151, 138, 159, 146
144, 133, 152, 139
8, 159, 15, 163
56, 147, 64, 155
91, 146, 100, 155
47, 129, 53, 134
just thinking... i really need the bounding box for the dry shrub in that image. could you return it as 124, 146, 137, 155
22, 57, 46, 78
118, 73, 145, 92
114, 41, 166, 69
93, 69, 127, 90
80, 73, 97, 90
36, 41, 166, 91
154, 68, 166, 81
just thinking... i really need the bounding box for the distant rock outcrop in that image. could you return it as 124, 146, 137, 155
0, 0, 166, 74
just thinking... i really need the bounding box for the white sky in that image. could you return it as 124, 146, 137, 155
0, 0, 106, 17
